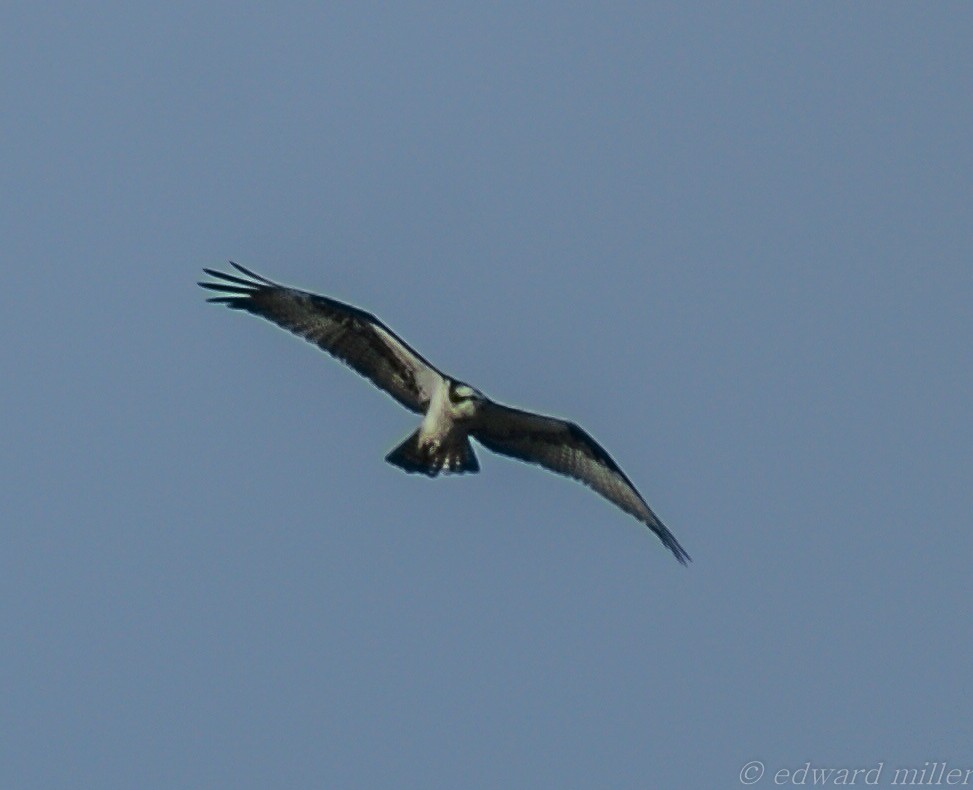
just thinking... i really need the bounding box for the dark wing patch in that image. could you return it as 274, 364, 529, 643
199, 263, 443, 413
470, 402, 690, 565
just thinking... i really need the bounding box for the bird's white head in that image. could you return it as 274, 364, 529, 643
447, 379, 484, 419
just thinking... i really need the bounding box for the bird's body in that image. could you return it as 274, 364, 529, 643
386, 377, 482, 476
200, 263, 690, 564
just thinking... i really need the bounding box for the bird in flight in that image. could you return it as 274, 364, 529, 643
199, 263, 690, 564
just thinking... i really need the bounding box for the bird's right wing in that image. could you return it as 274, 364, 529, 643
199, 263, 444, 413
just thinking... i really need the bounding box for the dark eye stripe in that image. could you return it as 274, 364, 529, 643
448, 379, 482, 406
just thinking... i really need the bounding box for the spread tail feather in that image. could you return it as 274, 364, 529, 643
385, 430, 480, 477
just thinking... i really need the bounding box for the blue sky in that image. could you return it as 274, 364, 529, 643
2, 4, 971, 787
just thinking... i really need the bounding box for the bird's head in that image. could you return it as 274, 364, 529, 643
447, 379, 484, 419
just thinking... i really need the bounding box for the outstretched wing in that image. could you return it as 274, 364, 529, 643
199, 263, 444, 413
470, 401, 690, 564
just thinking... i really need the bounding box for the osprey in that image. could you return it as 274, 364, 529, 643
200, 263, 690, 565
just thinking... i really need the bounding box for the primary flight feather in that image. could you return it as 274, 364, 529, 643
200, 262, 690, 565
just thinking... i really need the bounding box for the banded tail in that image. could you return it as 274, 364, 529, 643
385, 430, 480, 477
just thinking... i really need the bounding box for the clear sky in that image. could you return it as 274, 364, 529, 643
2, 4, 971, 788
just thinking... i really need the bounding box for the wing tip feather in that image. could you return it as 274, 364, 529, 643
199, 262, 280, 294
641, 511, 691, 565
204, 296, 244, 305
228, 260, 278, 286
659, 529, 692, 566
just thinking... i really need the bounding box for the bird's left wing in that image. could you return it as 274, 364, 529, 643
470, 401, 690, 564
199, 263, 444, 413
